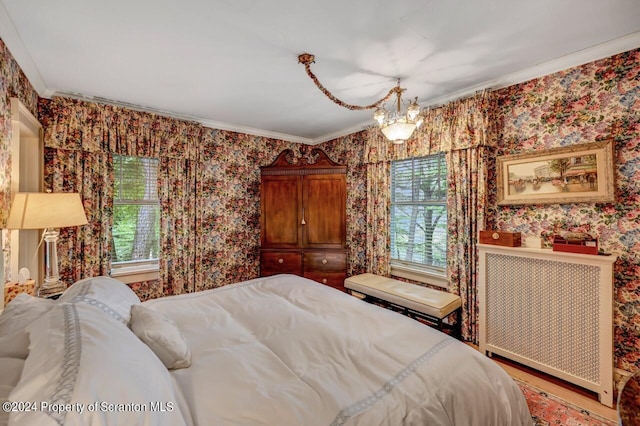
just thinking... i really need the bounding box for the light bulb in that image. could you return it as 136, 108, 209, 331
407, 98, 420, 120
373, 108, 387, 126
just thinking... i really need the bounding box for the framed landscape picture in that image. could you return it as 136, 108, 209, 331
496, 140, 615, 205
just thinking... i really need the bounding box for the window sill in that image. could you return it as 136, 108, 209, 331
110, 263, 159, 284
390, 263, 448, 289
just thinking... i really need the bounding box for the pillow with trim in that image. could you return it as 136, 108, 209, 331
58, 276, 141, 326
9, 302, 191, 425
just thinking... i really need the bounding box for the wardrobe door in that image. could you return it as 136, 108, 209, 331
302, 174, 346, 249
260, 175, 302, 248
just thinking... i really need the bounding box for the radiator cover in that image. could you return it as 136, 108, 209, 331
477, 244, 616, 407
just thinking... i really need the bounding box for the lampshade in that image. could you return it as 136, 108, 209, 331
381, 120, 418, 144
6, 192, 88, 230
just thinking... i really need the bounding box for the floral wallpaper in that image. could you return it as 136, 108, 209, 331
488, 48, 640, 373
37, 95, 308, 301
0, 38, 40, 286
1, 33, 638, 374
193, 129, 307, 292
323, 48, 640, 373
317, 132, 369, 276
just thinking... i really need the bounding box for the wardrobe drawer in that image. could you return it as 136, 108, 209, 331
260, 251, 302, 276
303, 271, 347, 289
303, 251, 347, 272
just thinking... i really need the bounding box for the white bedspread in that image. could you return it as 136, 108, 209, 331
144, 274, 532, 426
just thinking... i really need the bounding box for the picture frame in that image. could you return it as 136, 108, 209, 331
496, 140, 615, 205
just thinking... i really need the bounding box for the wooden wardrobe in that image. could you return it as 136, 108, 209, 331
260, 149, 347, 291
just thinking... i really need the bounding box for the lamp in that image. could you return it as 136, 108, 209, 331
373, 84, 424, 144
6, 192, 88, 297
298, 53, 425, 144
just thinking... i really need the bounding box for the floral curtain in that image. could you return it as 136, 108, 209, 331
44, 148, 112, 280
364, 129, 391, 275
39, 97, 202, 294
159, 157, 198, 295
41, 100, 116, 281
446, 146, 490, 343
363, 90, 495, 342
442, 92, 495, 342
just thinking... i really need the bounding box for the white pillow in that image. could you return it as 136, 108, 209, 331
0, 294, 54, 359
130, 305, 191, 370
9, 302, 190, 425
58, 276, 141, 325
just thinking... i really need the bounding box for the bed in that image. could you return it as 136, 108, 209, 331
1, 274, 533, 425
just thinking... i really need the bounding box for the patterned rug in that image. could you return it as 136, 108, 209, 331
516, 380, 617, 426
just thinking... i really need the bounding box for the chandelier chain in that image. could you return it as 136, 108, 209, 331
298, 52, 424, 144
298, 53, 400, 111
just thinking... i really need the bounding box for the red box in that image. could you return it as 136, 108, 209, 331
552, 236, 598, 255
479, 231, 522, 247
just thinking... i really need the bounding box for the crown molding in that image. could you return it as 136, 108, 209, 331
0, 2, 47, 95
497, 30, 640, 89
53, 91, 315, 144
2, 4, 638, 147
311, 31, 640, 144
65, 24, 640, 146
428, 30, 640, 106
196, 118, 314, 144
311, 122, 371, 145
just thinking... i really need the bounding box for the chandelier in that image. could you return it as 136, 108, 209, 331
298, 53, 425, 144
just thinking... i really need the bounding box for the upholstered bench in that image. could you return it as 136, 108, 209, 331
344, 273, 462, 338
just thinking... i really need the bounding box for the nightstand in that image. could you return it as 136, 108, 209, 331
41, 292, 63, 300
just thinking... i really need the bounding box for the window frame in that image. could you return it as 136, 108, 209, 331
110, 155, 160, 281
389, 154, 448, 288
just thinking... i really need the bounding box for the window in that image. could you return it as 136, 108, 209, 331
390, 154, 447, 273
112, 155, 160, 269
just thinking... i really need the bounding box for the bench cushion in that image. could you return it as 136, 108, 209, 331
344, 273, 461, 319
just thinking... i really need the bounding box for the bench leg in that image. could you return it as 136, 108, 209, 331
454, 308, 462, 339
349, 291, 463, 339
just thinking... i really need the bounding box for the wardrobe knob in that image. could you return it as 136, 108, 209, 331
278, 258, 284, 264
322, 278, 327, 284
322, 259, 328, 264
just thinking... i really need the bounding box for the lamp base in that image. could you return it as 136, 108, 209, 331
40, 228, 66, 298
37, 280, 66, 298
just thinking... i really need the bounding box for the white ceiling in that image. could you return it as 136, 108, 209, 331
1, 1, 640, 144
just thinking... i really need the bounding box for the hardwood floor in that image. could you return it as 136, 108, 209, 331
497, 357, 617, 422
467, 343, 618, 422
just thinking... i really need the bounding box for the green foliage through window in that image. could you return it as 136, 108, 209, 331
390, 154, 447, 269
112, 155, 160, 264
